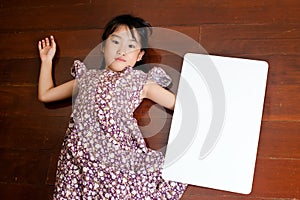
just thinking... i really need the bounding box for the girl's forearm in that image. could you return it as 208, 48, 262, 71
141, 82, 176, 110
38, 60, 76, 103
38, 60, 54, 102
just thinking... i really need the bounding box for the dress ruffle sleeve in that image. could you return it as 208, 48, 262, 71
71, 60, 87, 79
146, 67, 172, 87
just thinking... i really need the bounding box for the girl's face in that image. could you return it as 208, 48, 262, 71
103, 25, 145, 72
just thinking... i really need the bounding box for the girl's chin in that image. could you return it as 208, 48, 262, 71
107, 65, 128, 72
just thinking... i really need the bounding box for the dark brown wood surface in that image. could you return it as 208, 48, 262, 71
0, 0, 299, 199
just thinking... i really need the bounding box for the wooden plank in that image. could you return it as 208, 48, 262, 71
133, 0, 300, 26
1, 0, 300, 32
265, 55, 300, 86
201, 37, 300, 58
247, 158, 299, 198
0, 30, 102, 60
0, 57, 78, 86
0, 115, 68, 150
2, 54, 300, 90
0, 0, 91, 8
0, 183, 53, 200
200, 24, 300, 57
0, 81, 298, 121
263, 85, 300, 121
45, 152, 60, 185
0, 149, 51, 184
0, 58, 40, 85
201, 24, 300, 41
0, 85, 72, 116
0, 55, 183, 87
0, 2, 132, 31
0, 26, 199, 60
258, 121, 300, 159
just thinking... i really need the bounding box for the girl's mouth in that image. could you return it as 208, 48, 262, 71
115, 57, 126, 62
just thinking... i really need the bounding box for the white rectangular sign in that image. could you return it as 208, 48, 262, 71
162, 53, 269, 194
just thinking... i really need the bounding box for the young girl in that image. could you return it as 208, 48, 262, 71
38, 15, 187, 199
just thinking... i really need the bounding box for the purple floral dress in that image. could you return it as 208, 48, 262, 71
53, 60, 187, 200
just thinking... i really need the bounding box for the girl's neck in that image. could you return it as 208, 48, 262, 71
105, 65, 131, 73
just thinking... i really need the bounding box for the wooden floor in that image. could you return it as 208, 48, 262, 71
0, 0, 300, 199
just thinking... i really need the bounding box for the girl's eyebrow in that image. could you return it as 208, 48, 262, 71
111, 34, 121, 39
111, 34, 137, 42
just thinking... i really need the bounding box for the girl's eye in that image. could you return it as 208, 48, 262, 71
112, 40, 119, 45
128, 44, 136, 49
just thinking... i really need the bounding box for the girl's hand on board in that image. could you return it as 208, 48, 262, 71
38, 35, 56, 62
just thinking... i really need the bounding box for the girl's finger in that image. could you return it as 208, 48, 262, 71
42, 40, 46, 48
45, 38, 50, 46
50, 35, 56, 48
38, 41, 42, 50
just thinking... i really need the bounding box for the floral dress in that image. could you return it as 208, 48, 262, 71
53, 60, 187, 200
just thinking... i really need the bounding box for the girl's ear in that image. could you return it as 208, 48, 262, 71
100, 43, 105, 53
137, 50, 145, 61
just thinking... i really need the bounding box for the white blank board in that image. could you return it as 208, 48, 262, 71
162, 53, 269, 194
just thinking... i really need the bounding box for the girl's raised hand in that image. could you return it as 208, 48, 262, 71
38, 35, 56, 62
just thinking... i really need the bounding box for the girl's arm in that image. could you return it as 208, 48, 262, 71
141, 81, 176, 110
38, 36, 76, 103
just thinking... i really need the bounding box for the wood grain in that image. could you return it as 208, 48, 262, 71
0, 149, 50, 184
0, 26, 199, 60
1, 0, 299, 199
0, 83, 298, 120
1, 0, 300, 31
0, 183, 52, 200
199, 24, 300, 63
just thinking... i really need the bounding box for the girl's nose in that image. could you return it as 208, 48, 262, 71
117, 49, 126, 56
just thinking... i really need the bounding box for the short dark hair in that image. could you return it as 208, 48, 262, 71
102, 14, 152, 50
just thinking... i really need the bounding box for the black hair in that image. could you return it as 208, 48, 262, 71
102, 14, 152, 50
